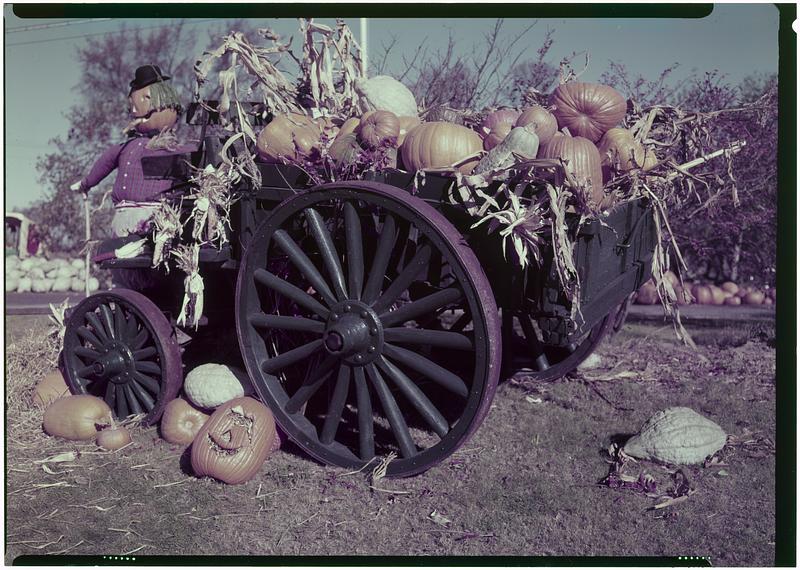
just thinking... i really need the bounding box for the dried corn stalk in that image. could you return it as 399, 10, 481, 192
188, 163, 237, 247
151, 201, 183, 271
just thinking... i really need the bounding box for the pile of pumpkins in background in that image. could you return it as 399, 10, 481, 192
634, 270, 775, 307
34, 362, 280, 486
5, 254, 103, 293
255, 76, 652, 209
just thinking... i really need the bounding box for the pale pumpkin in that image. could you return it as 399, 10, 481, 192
401, 122, 483, 174
634, 281, 659, 305
482, 123, 513, 152
724, 295, 742, 306
623, 407, 727, 465
356, 75, 418, 117
43, 395, 112, 441
540, 131, 604, 207
358, 110, 401, 149
33, 370, 70, 408
191, 397, 278, 485
550, 82, 627, 143
515, 105, 558, 146
160, 398, 210, 445
720, 281, 739, 295
691, 284, 713, 305
256, 114, 321, 162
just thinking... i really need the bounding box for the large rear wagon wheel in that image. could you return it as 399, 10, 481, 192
61, 289, 183, 425
236, 181, 501, 478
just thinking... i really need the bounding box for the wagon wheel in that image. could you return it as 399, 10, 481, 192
61, 289, 183, 426
236, 181, 500, 478
503, 303, 621, 382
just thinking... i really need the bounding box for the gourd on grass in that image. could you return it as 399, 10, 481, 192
33, 370, 70, 408
184, 363, 253, 410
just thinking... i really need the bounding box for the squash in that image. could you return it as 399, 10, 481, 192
191, 397, 278, 485
400, 122, 483, 174
550, 82, 627, 143
708, 285, 727, 306
33, 370, 70, 408
483, 123, 514, 151
597, 127, 657, 181
358, 110, 401, 149
515, 105, 558, 146
763, 296, 773, 306
161, 398, 210, 445
540, 131, 604, 207
674, 285, 693, 305
43, 395, 112, 441
256, 114, 321, 162
97, 424, 132, 451
473, 125, 539, 175
356, 75, 418, 117
184, 363, 253, 410
623, 407, 727, 465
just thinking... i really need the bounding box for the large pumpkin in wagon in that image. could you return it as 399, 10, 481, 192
540, 131, 605, 208
400, 122, 482, 174
257, 114, 321, 162
550, 82, 627, 143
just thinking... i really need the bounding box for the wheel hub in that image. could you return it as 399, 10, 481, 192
93, 341, 135, 382
324, 301, 383, 365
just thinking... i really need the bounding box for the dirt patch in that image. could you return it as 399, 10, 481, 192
5, 319, 775, 564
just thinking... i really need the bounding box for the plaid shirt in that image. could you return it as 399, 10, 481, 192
79, 134, 194, 204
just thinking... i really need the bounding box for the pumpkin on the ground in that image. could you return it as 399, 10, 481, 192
43, 395, 112, 441
97, 423, 132, 451
191, 397, 278, 485
33, 370, 70, 408
400, 122, 483, 174
550, 82, 627, 143
161, 398, 210, 445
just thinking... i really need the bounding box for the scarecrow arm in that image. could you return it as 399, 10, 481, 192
79, 143, 124, 191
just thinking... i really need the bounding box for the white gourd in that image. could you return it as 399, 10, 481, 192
71, 259, 85, 270
46, 269, 59, 279
623, 406, 727, 465
29, 267, 45, 280
184, 363, 254, 409
17, 277, 32, 292
6, 277, 19, 292
88, 277, 100, 292
52, 277, 72, 292
355, 76, 418, 118
32, 278, 52, 293
7, 269, 22, 280
20, 258, 36, 271
71, 277, 84, 292
6, 256, 19, 269
473, 126, 540, 175
57, 266, 76, 278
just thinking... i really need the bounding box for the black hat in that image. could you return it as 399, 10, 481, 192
129, 65, 171, 93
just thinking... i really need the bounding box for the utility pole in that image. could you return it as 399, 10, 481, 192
360, 17, 368, 77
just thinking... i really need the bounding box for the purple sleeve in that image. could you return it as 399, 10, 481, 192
80, 143, 124, 191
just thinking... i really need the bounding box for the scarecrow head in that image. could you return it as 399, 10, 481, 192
128, 64, 182, 133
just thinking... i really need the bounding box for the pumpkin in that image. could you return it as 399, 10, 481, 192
708, 285, 727, 306
480, 109, 521, 150
473, 125, 539, 175
743, 291, 765, 305
400, 122, 483, 174
550, 82, 627, 143
623, 407, 727, 465
161, 398, 210, 445
33, 370, 70, 408
540, 131, 604, 207
256, 114, 321, 162
720, 281, 739, 294
97, 424, 132, 451
191, 397, 278, 485
515, 105, 558, 146
329, 133, 363, 168
634, 281, 659, 305
397, 116, 421, 146
43, 395, 112, 441
724, 295, 742, 306
129, 83, 180, 133
674, 285, 693, 305
358, 110, 401, 149
597, 127, 657, 180
691, 284, 713, 305
355, 75, 418, 117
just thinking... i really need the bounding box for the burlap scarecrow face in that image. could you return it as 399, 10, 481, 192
128, 81, 181, 133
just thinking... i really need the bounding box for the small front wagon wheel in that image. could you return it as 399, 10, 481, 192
61, 289, 183, 425
236, 181, 501, 477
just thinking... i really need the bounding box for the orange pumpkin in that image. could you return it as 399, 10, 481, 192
161, 398, 209, 446
483, 123, 513, 151
358, 110, 401, 149
397, 116, 421, 146
33, 370, 70, 408
256, 114, 321, 162
190, 397, 277, 485
540, 131, 604, 207
400, 122, 483, 174
597, 128, 658, 180
550, 82, 627, 143
515, 105, 558, 146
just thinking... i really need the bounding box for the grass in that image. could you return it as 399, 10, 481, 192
5, 317, 776, 564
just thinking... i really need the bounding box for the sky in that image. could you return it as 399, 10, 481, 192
3, 4, 782, 211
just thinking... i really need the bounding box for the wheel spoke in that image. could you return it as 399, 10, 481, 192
132, 328, 149, 350
104, 380, 116, 410
85, 313, 110, 344
116, 385, 129, 418
135, 360, 162, 376
344, 201, 364, 300
362, 214, 396, 304
320, 364, 351, 444
133, 347, 158, 361
125, 312, 139, 342
354, 367, 374, 461
253, 269, 329, 319
124, 384, 144, 416
273, 229, 337, 307
377, 357, 449, 438
113, 305, 126, 341
77, 326, 104, 350
75, 346, 101, 361
133, 372, 160, 395
99, 305, 116, 339
261, 339, 324, 375
130, 379, 156, 411
366, 363, 416, 459
380, 288, 463, 328
449, 311, 472, 333
284, 355, 338, 414
382, 343, 469, 397
372, 245, 432, 314
305, 207, 348, 302
249, 313, 324, 334
383, 327, 474, 350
